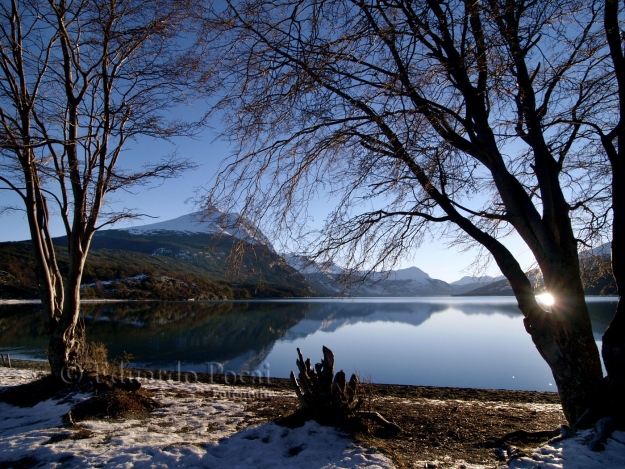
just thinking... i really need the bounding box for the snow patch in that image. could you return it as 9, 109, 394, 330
505, 428, 625, 469
2, 369, 624, 468
0, 368, 393, 468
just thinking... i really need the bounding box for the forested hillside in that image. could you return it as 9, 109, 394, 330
0, 229, 314, 300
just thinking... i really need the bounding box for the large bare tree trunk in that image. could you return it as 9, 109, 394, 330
47, 286, 82, 378
523, 289, 605, 426
603, 300, 625, 422
601, 0, 625, 423
47, 229, 92, 377
531, 249, 605, 425
602, 157, 625, 422
48, 317, 80, 378
492, 241, 605, 425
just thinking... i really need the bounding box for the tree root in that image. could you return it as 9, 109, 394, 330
82, 371, 142, 392
495, 427, 562, 447
492, 427, 564, 462
496, 417, 617, 453
356, 411, 401, 435
588, 417, 615, 451
572, 402, 621, 451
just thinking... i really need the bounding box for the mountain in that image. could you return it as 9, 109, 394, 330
581, 242, 612, 259
284, 255, 455, 296
0, 211, 314, 300
124, 210, 274, 250
286, 240, 616, 297
460, 243, 616, 296
456, 278, 515, 296
578, 242, 615, 295
450, 275, 505, 295
451, 275, 502, 286
282, 254, 348, 295
3, 215, 615, 300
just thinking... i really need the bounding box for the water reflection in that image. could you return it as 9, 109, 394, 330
0, 297, 617, 391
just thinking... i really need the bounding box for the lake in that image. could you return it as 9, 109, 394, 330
0, 297, 617, 392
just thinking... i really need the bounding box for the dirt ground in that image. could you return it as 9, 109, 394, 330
2, 360, 567, 468
242, 384, 565, 468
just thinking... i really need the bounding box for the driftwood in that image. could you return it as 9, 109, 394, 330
290, 346, 400, 434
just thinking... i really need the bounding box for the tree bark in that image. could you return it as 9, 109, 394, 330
47, 228, 92, 377
523, 298, 605, 426
602, 300, 625, 422
524, 246, 605, 425
602, 151, 625, 423
601, 0, 625, 423
493, 244, 604, 425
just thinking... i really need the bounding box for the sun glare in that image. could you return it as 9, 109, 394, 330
536, 293, 555, 307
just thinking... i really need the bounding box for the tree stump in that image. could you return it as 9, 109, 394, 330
290, 346, 360, 423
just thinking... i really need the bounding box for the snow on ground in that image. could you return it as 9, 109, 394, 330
0, 368, 392, 468
506, 429, 625, 469
1, 368, 624, 468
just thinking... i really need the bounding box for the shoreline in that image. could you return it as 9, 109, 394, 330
0, 294, 619, 305
4, 358, 561, 405
1, 360, 576, 468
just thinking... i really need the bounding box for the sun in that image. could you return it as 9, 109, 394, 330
536, 293, 555, 307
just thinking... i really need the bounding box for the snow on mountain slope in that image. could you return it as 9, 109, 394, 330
283, 254, 345, 276
123, 210, 274, 249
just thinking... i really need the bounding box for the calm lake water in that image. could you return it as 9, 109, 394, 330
0, 297, 616, 392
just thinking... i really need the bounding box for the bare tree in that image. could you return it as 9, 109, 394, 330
206, 0, 624, 425
599, 0, 625, 424
0, 0, 205, 377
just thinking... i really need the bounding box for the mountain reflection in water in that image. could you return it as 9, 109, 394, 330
0, 297, 616, 391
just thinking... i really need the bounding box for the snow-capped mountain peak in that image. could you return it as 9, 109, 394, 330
122, 210, 273, 249
283, 254, 345, 276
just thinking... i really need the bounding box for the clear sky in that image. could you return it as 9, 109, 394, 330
0, 111, 535, 284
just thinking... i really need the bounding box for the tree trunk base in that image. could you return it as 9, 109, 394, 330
602, 299, 625, 425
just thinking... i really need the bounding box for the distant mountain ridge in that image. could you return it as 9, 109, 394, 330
1, 212, 616, 299
285, 246, 615, 297
459, 242, 615, 296
451, 275, 504, 287
284, 254, 492, 296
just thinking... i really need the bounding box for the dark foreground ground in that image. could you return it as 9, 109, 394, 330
2, 360, 566, 468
